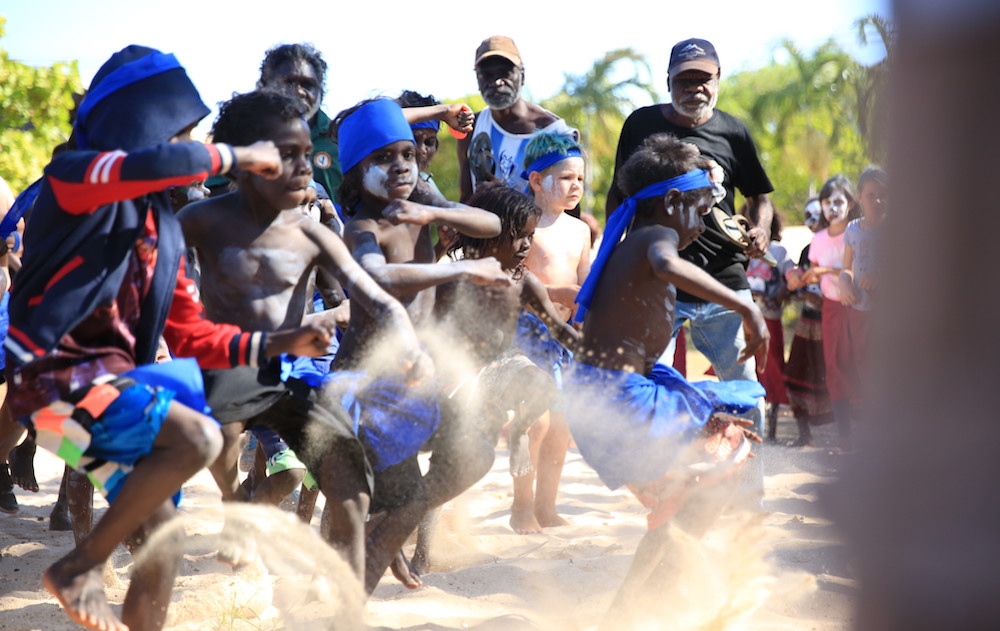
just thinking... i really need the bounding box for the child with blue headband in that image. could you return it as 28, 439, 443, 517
177, 91, 434, 579
507, 131, 593, 533
565, 133, 768, 630
4, 45, 335, 631
334, 98, 510, 593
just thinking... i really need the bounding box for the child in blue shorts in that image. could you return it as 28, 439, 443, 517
4, 46, 332, 631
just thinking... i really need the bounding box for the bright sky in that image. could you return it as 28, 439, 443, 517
3, 0, 889, 137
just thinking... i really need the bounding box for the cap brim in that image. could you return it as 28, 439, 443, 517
475, 51, 522, 67
669, 60, 719, 75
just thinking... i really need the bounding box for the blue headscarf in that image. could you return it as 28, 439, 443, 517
74, 45, 209, 151
338, 99, 415, 174
574, 169, 712, 323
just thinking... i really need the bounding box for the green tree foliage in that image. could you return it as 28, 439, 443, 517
0, 16, 82, 195
721, 39, 872, 223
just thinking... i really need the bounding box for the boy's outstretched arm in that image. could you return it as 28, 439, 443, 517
521, 271, 581, 353
343, 223, 510, 297
402, 103, 474, 135
648, 235, 769, 371
46, 141, 280, 215
381, 198, 502, 239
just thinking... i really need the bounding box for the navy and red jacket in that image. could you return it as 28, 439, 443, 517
5, 141, 266, 374
6, 43, 270, 378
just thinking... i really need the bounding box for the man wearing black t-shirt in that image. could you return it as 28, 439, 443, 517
606, 38, 774, 500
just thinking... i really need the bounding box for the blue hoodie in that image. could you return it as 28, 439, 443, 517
6, 46, 235, 371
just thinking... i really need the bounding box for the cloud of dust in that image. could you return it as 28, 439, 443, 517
131, 503, 366, 630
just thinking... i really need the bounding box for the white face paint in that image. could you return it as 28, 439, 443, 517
541, 174, 556, 196
363, 164, 391, 200
362, 162, 416, 201
821, 191, 850, 224
804, 200, 823, 232
679, 199, 702, 232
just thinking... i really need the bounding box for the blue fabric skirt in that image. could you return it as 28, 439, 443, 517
565, 362, 763, 489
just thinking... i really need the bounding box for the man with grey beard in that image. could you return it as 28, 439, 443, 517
606, 38, 774, 505
458, 35, 577, 202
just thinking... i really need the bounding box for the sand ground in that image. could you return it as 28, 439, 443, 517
0, 401, 855, 631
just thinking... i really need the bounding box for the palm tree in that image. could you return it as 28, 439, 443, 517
542, 48, 659, 219
748, 39, 862, 196
855, 13, 894, 164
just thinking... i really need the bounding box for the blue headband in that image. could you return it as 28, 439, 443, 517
410, 120, 440, 132
574, 169, 712, 322
75, 52, 182, 150
520, 148, 583, 181
338, 100, 415, 174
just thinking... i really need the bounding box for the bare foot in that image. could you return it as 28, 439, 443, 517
10, 441, 39, 492
43, 558, 127, 631
389, 550, 423, 589
217, 521, 258, 567
535, 509, 568, 528
510, 507, 542, 534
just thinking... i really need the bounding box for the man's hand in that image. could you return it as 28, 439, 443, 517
382, 199, 434, 226
401, 345, 435, 386
266, 322, 335, 358
738, 302, 769, 372
234, 141, 281, 179
303, 302, 351, 331
744, 226, 770, 259
703, 414, 763, 445
460, 257, 513, 287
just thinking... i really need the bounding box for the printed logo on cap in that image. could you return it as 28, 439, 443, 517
678, 44, 707, 60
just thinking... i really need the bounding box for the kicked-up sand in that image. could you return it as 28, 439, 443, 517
0, 407, 855, 631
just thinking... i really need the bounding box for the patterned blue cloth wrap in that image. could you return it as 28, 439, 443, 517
514, 311, 573, 388
108, 357, 214, 505
565, 362, 764, 490
327, 371, 440, 473
278, 334, 341, 386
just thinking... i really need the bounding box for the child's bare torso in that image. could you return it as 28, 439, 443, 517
343, 213, 437, 340
524, 213, 589, 321
579, 229, 677, 375
188, 197, 321, 331
431, 279, 523, 368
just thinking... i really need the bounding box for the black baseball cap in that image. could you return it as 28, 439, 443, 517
668, 38, 720, 75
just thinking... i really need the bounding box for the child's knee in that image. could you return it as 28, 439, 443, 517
180, 414, 224, 468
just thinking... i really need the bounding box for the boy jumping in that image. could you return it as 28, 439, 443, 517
565, 133, 768, 630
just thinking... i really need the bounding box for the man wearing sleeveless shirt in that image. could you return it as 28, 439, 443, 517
458, 35, 577, 202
